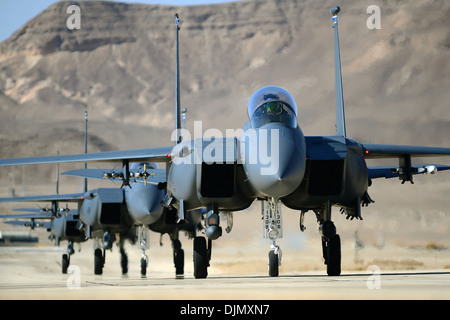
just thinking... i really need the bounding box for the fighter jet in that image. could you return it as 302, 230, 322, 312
0, 206, 86, 273
0, 166, 201, 276
0, 113, 201, 277
1, 8, 450, 278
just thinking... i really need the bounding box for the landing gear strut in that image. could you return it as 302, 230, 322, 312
263, 198, 282, 277
138, 225, 149, 277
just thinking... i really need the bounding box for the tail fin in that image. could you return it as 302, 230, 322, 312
331, 6, 346, 137
56, 151, 60, 195
174, 13, 182, 144
84, 110, 88, 192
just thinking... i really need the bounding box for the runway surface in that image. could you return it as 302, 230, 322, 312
1, 244, 450, 300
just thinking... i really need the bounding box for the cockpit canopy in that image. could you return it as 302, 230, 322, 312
247, 86, 297, 128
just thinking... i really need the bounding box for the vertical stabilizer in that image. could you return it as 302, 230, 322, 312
56, 151, 60, 195
331, 6, 346, 137
175, 13, 182, 144
84, 110, 88, 192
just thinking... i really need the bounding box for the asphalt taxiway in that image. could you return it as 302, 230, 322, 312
1, 244, 449, 300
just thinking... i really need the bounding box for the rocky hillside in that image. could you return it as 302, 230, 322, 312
0, 0, 449, 240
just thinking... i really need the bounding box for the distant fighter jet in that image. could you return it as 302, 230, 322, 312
0, 115, 201, 277
1, 206, 86, 273
0, 164, 202, 276
1, 8, 449, 278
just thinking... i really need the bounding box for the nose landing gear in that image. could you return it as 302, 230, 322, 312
263, 198, 283, 277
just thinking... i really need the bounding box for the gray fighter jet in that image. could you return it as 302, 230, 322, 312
1, 206, 86, 273
0, 168, 201, 276
0, 113, 200, 277
1, 8, 450, 278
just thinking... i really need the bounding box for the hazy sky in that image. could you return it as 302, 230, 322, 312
0, 0, 240, 42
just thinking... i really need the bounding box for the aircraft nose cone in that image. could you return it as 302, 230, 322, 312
125, 184, 164, 224
243, 123, 306, 198
256, 149, 304, 198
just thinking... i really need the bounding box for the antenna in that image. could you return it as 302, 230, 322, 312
175, 13, 182, 144
331, 6, 346, 137
84, 110, 88, 192
181, 107, 187, 141
56, 151, 60, 195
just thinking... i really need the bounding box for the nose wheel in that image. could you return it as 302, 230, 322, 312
138, 225, 149, 277
268, 242, 282, 277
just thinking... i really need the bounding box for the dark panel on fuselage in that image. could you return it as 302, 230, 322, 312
200, 163, 235, 198
308, 159, 344, 196
65, 220, 83, 237
100, 203, 122, 224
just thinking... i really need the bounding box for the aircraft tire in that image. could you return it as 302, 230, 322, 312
120, 248, 128, 275
174, 248, 184, 275
62, 254, 69, 274
94, 248, 103, 275
321, 237, 328, 265
140, 257, 147, 277
193, 237, 208, 279
268, 250, 279, 277
326, 234, 341, 276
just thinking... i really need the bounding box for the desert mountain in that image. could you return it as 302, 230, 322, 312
0, 0, 449, 243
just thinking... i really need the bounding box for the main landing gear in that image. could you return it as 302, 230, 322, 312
320, 221, 341, 276
93, 230, 128, 275
139, 225, 185, 278
193, 205, 232, 279
192, 205, 219, 279
193, 236, 209, 279
301, 201, 342, 276
93, 230, 114, 275
61, 241, 75, 274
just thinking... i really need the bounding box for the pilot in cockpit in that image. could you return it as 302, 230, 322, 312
247, 86, 298, 129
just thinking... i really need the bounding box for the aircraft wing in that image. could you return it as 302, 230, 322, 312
4, 220, 51, 229
12, 208, 76, 214
362, 143, 450, 158
0, 211, 56, 230
0, 193, 84, 203
368, 164, 450, 179
61, 168, 167, 185
0, 212, 54, 219
0, 146, 173, 166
